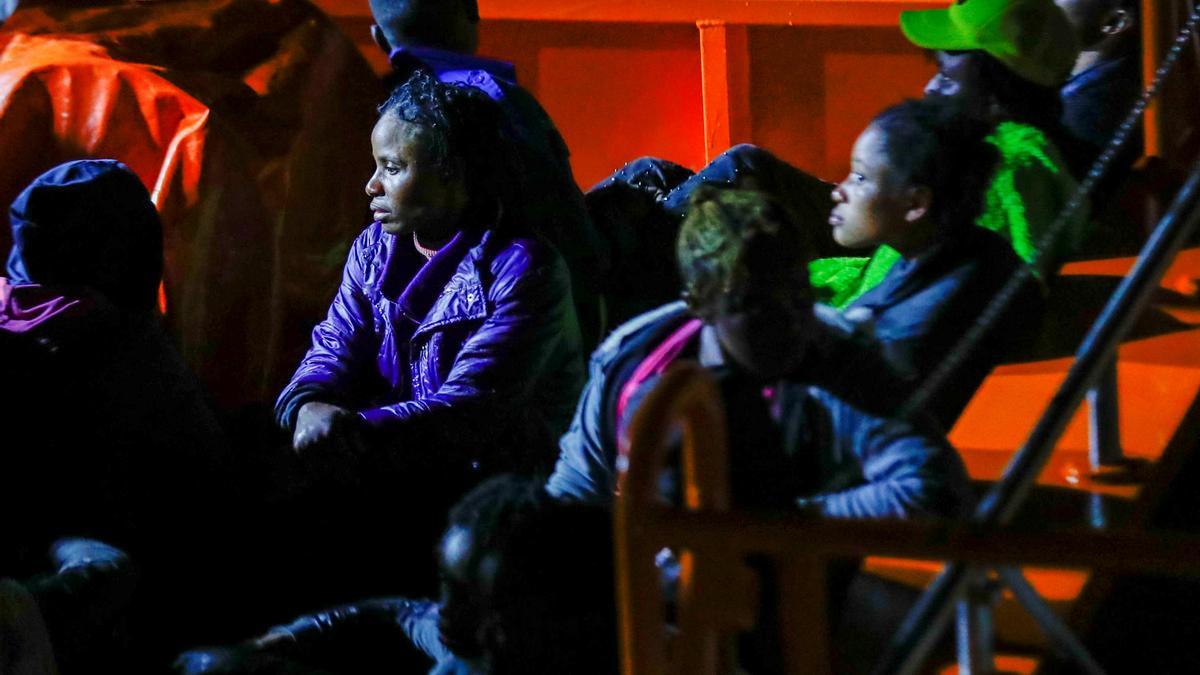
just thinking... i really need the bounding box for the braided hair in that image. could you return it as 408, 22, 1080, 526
378, 70, 517, 230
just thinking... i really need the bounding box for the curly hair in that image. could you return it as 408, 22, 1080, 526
676, 187, 813, 317
378, 70, 516, 227
870, 96, 999, 237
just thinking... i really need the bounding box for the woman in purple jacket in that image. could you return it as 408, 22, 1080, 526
275, 71, 584, 485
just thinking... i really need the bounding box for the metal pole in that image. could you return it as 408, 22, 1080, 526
956, 567, 996, 675
870, 565, 967, 675
1087, 358, 1124, 468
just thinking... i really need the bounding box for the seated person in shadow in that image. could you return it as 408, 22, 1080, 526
0, 159, 236, 667
584, 157, 696, 329
2, 539, 137, 674
546, 183, 975, 673
0, 158, 230, 554
592, 2, 1080, 427
272, 71, 584, 597
1056, 0, 1155, 255
600, 96, 1044, 430
663, 0, 1085, 308
1056, 0, 1143, 164
174, 475, 617, 675
546, 183, 971, 517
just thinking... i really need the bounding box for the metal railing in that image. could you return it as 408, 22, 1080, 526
614, 365, 1200, 675
870, 154, 1200, 675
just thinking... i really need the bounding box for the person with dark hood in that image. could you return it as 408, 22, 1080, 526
0, 159, 235, 667
0, 0, 383, 407
584, 157, 697, 329
1, 159, 228, 545
368, 0, 607, 348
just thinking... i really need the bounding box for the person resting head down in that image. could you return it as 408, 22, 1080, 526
546, 186, 971, 520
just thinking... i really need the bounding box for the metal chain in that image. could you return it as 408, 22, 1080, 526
898, 1, 1200, 422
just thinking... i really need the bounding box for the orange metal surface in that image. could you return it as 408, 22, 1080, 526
697, 21, 751, 162
318, 1, 941, 185
865, 247, 1200, 651
475, 21, 707, 187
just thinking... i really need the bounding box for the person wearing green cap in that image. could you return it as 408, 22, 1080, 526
897, 0, 1093, 272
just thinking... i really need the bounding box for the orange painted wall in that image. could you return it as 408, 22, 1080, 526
479, 21, 706, 189
748, 26, 933, 182
330, 14, 937, 189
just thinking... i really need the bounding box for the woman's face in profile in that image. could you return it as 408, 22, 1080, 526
829, 124, 911, 251
365, 113, 469, 243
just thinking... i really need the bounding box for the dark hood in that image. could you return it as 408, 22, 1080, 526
6, 159, 162, 311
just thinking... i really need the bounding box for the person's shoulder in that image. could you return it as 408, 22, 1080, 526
440, 68, 509, 102
485, 230, 564, 270
914, 227, 1024, 303
960, 226, 1027, 281
348, 221, 390, 265
592, 302, 690, 364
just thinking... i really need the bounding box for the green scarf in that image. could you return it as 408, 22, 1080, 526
811, 121, 1087, 308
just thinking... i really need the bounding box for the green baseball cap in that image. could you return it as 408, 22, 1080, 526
900, 0, 1080, 87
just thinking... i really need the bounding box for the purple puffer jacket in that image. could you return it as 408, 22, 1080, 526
275, 221, 585, 472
